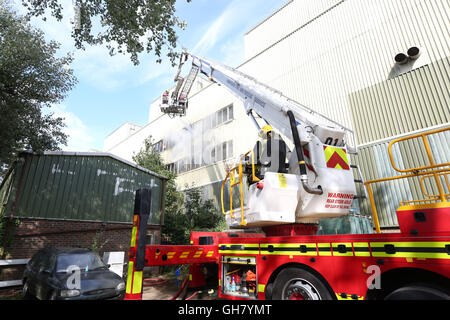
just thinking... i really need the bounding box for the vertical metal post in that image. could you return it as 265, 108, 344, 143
366, 184, 381, 233
125, 189, 152, 300
421, 135, 447, 202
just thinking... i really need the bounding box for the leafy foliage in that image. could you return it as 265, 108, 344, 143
184, 186, 226, 233
0, 217, 20, 259
21, 0, 191, 65
0, 2, 77, 175
133, 136, 225, 245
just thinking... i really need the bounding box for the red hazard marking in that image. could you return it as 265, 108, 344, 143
326, 151, 350, 170
302, 148, 316, 173
303, 148, 310, 158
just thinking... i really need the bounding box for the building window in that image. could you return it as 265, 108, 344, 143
227, 140, 233, 158
228, 104, 233, 120
153, 140, 164, 152
208, 104, 233, 129
163, 139, 174, 150
222, 142, 227, 160
210, 140, 233, 164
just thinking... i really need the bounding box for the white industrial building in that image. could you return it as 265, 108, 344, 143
104, 0, 450, 230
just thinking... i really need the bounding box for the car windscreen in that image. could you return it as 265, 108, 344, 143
56, 252, 106, 273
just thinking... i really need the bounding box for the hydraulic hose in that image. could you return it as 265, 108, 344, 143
286, 110, 323, 195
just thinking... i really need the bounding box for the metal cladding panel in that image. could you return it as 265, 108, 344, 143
240, 0, 450, 137
237, 0, 450, 229
2, 153, 164, 224
349, 57, 450, 145
351, 128, 450, 228
244, 0, 342, 59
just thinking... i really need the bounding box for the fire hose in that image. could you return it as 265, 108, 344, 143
170, 276, 199, 300
141, 275, 199, 300
143, 277, 168, 286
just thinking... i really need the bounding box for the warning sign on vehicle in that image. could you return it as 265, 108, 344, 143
324, 192, 354, 209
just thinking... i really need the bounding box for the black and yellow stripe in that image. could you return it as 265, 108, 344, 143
219, 243, 259, 254
370, 242, 450, 260
318, 243, 332, 256
353, 242, 371, 257
217, 241, 450, 260
331, 242, 353, 256
260, 243, 317, 256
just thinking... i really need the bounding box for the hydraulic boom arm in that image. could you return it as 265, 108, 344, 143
176, 51, 357, 154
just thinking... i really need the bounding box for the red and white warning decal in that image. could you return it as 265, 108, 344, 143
325, 192, 354, 210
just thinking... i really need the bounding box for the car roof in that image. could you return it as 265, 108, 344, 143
40, 247, 94, 256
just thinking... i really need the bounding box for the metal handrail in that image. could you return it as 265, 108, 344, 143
420, 172, 450, 199
365, 127, 450, 233
365, 167, 450, 233
220, 149, 262, 227
388, 126, 450, 173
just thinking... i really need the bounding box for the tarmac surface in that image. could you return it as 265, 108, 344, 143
142, 278, 218, 300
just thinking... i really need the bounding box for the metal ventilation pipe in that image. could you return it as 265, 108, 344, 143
407, 46, 421, 60
394, 53, 408, 65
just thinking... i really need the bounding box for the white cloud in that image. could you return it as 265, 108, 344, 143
49, 105, 95, 152
191, 0, 254, 57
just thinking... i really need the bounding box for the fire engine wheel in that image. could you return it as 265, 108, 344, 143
384, 283, 450, 300
272, 268, 332, 300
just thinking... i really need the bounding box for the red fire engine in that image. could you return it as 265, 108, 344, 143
125, 51, 449, 300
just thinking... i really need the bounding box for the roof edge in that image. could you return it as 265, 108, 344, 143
20, 150, 168, 180
244, 0, 293, 36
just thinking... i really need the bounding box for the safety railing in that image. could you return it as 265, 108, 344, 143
221, 150, 261, 227
364, 127, 450, 233
418, 171, 450, 202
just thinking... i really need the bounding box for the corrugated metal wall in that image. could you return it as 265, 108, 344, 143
352, 128, 450, 228
1, 153, 165, 224
240, 0, 450, 133
239, 0, 450, 228
244, 0, 342, 59
349, 57, 450, 145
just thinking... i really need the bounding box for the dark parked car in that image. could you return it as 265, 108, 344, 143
22, 247, 125, 300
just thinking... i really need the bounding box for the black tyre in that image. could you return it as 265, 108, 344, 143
272, 267, 333, 300
22, 280, 33, 300
384, 283, 450, 300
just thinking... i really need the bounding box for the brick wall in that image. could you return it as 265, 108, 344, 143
5, 218, 161, 259
1, 218, 161, 283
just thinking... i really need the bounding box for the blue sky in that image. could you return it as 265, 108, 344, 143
14, 0, 285, 151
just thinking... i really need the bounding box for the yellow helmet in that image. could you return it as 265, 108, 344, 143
259, 125, 273, 138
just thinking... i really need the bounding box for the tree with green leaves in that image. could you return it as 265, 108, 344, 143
133, 136, 225, 245
21, 0, 191, 65
0, 2, 77, 176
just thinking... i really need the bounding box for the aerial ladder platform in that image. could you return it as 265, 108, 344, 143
125, 51, 450, 301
